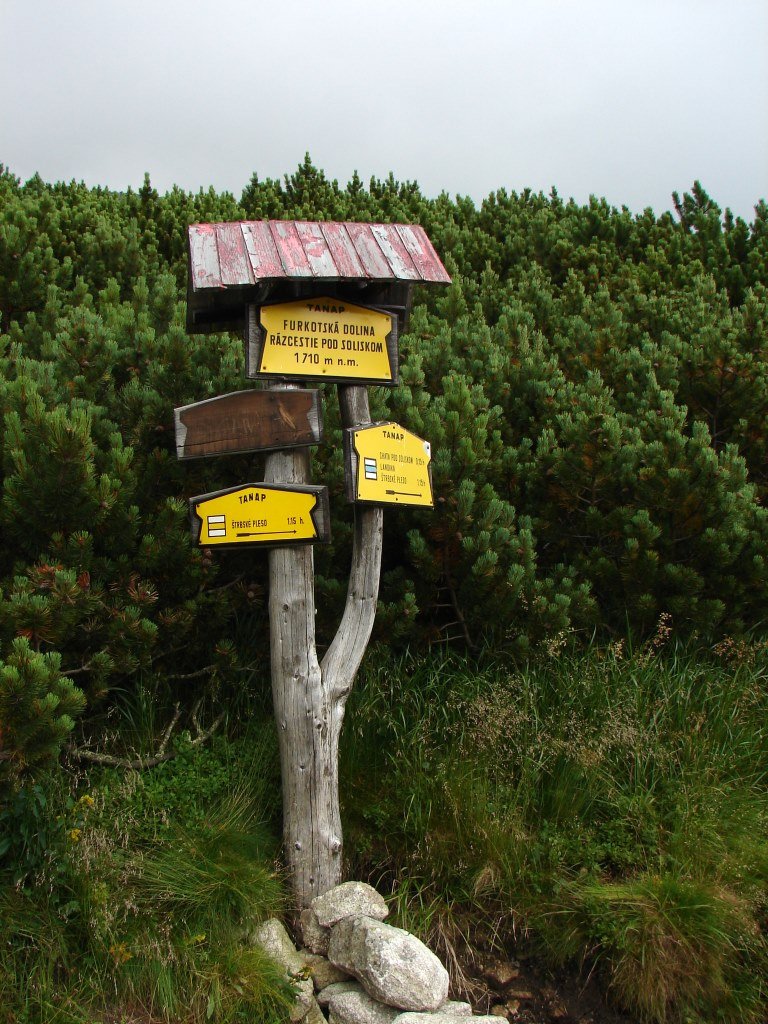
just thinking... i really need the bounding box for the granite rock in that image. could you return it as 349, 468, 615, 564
329, 987, 401, 1024
436, 1000, 474, 1016
301, 907, 331, 955
328, 915, 449, 1011
300, 950, 351, 990
317, 981, 364, 1009
312, 881, 389, 928
393, 1016, 501, 1024
251, 918, 314, 1022
303, 996, 327, 1024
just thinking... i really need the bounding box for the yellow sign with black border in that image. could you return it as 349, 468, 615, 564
190, 483, 330, 548
247, 297, 397, 384
345, 422, 433, 507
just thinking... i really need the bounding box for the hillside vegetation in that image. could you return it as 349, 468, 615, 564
0, 161, 766, 1023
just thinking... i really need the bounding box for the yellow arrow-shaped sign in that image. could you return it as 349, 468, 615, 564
190, 484, 330, 547
346, 422, 433, 507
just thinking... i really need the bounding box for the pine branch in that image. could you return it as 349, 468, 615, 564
166, 664, 217, 681
205, 574, 245, 593
61, 661, 94, 677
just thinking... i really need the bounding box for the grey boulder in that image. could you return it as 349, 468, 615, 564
251, 918, 314, 1022
436, 1001, 474, 1016
318, 980, 364, 1008
394, 1017, 500, 1024
312, 881, 389, 928
329, 987, 401, 1024
328, 915, 449, 1011
300, 907, 331, 955
300, 950, 350, 990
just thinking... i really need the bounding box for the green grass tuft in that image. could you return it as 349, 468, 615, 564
341, 641, 768, 1023
0, 722, 290, 1023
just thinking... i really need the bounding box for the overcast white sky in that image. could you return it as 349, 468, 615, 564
2, 0, 766, 220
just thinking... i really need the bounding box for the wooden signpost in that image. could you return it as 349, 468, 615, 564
182, 219, 450, 907
175, 389, 322, 460
189, 483, 330, 548
344, 422, 433, 507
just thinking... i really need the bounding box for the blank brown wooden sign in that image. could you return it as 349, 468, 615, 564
174, 389, 323, 460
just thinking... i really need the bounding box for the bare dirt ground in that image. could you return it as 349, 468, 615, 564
447, 924, 637, 1024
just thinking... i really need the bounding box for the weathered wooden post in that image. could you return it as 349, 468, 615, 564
180, 220, 449, 906
262, 383, 383, 899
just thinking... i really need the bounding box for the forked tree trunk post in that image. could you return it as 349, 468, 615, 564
184, 219, 450, 908
265, 383, 383, 906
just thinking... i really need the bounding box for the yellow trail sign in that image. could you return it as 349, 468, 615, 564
344, 422, 433, 507
246, 297, 397, 384
190, 483, 330, 548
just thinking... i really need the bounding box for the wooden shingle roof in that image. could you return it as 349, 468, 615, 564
188, 220, 451, 292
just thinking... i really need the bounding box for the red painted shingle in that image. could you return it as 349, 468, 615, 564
188, 220, 450, 291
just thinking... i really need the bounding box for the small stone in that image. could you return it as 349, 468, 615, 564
318, 981, 364, 1009
312, 881, 389, 928
482, 960, 520, 990
303, 996, 327, 1024
437, 1000, 473, 1016
541, 986, 568, 1019
301, 907, 331, 955
300, 950, 350, 990
490, 1006, 509, 1019
329, 988, 400, 1024
394, 1016, 501, 1024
